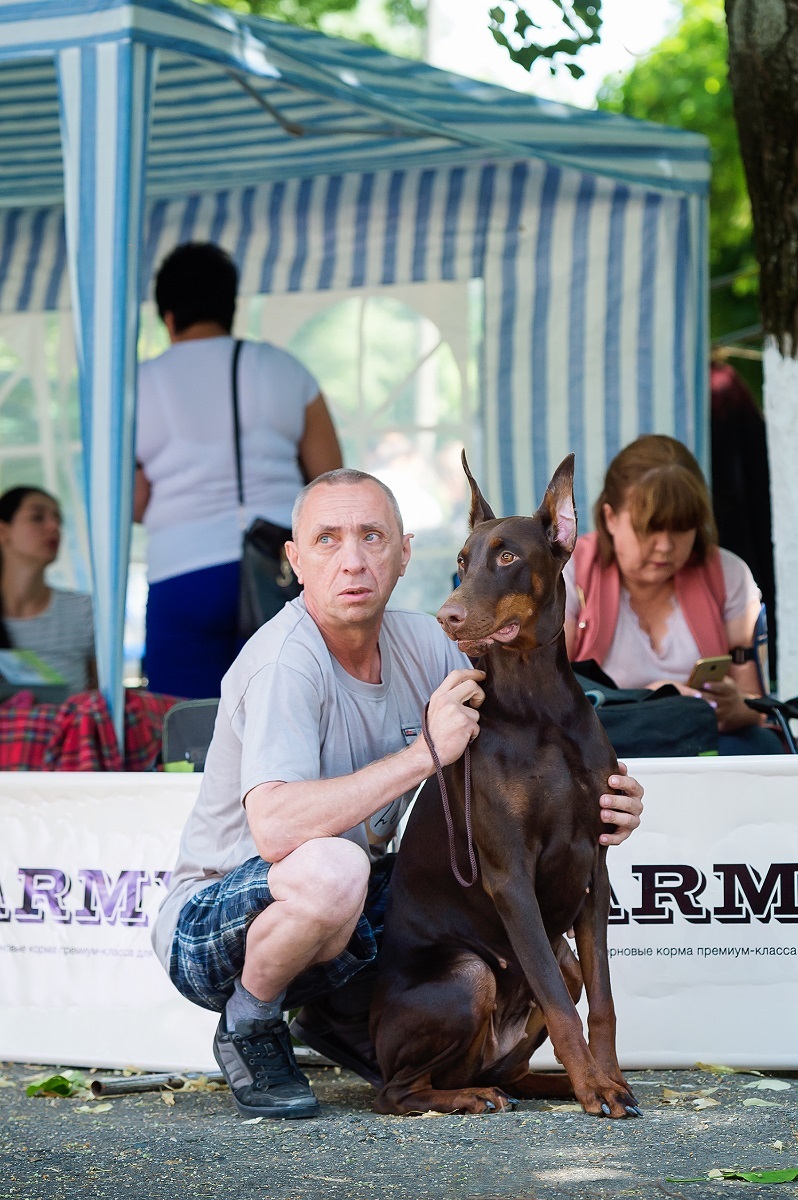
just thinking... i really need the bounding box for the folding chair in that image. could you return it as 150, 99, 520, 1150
741, 604, 798, 753
162, 698, 220, 771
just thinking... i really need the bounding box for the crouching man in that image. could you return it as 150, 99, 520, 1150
151, 468, 644, 1119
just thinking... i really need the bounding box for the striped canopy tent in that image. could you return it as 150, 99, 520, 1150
0, 0, 710, 737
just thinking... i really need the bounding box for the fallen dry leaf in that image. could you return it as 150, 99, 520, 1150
742, 1097, 781, 1107
548, 1103, 583, 1112
75, 1102, 112, 1113
241, 1117, 263, 1125
742, 1079, 791, 1091
0, 1078, 16, 1089
161, 1091, 176, 1106
692, 1097, 721, 1110
774, 1141, 785, 1152
696, 1062, 736, 1076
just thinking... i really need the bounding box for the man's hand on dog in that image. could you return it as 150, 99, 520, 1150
422, 670, 643, 845
423, 668, 486, 767
599, 762, 643, 847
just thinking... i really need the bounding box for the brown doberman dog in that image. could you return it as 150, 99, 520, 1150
369, 452, 641, 1119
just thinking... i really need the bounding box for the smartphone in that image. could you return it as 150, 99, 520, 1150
687, 654, 732, 689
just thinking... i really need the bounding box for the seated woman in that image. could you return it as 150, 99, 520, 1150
564, 435, 782, 755
0, 486, 96, 697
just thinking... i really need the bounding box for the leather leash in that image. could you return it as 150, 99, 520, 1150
421, 703, 477, 888
419, 626, 565, 890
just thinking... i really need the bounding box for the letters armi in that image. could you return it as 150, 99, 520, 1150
0, 868, 171, 926
0, 862, 796, 927
609, 863, 798, 926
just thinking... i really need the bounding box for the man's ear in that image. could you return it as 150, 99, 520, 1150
398, 532, 413, 578
462, 450, 496, 529
284, 539, 303, 585
538, 454, 577, 555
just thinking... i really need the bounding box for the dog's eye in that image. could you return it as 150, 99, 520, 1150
456, 556, 466, 573
498, 552, 517, 565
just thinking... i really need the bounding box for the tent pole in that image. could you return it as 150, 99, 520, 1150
56, 40, 157, 750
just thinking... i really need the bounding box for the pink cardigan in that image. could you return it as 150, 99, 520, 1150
569, 531, 728, 665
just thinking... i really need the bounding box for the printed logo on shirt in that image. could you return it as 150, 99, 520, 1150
367, 798, 405, 847
401, 724, 421, 745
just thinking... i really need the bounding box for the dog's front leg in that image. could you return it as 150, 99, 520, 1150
484, 866, 639, 1119
572, 849, 640, 1113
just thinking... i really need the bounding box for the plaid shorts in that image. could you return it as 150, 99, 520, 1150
169, 852, 395, 1013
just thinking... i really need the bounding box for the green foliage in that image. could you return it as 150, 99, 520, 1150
596, 0, 760, 392
489, 1, 603, 79
199, 0, 359, 27
26, 1071, 88, 1098
204, 0, 426, 34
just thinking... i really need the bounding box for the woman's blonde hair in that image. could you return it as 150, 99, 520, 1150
594, 435, 718, 567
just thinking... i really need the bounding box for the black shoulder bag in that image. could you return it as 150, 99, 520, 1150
231, 339, 302, 640
573, 659, 719, 758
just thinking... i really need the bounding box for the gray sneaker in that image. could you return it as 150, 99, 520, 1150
213, 1015, 319, 1119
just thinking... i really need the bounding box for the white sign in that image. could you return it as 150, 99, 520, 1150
0, 774, 217, 1072
1, 759, 797, 1073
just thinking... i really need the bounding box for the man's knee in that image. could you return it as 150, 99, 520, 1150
269, 837, 371, 928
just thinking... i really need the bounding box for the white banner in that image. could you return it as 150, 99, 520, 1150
0, 774, 218, 1072
1, 759, 797, 1072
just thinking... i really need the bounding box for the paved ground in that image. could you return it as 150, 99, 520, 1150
1, 1061, 797, 1200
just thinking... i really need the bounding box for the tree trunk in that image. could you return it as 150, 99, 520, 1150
726, 0, 798, 698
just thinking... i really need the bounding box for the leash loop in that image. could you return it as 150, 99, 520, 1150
421, 703, 478, 888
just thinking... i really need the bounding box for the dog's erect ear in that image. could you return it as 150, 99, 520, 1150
538, 453, 577, 555
462, 449, 496, 528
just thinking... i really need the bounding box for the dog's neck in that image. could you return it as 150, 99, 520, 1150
476, 631, 580, 718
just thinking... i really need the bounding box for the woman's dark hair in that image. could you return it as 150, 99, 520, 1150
154, 242, 238, 334
0, 485, 59, 649
594, 435, 718, 567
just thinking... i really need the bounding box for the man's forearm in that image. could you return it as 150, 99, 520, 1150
245, 738, 435, 863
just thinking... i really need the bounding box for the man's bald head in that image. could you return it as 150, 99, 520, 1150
291, 469, 403, 540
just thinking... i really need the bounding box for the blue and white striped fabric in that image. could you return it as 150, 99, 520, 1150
0, 0, 710, 734
0, 163, 707, 519
0, 0, 709, 206
56, 38, 156, 741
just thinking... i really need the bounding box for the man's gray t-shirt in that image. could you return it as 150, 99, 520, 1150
152, 595, 469, 971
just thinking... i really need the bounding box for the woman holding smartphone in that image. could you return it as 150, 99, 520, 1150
563, 435, 781, 755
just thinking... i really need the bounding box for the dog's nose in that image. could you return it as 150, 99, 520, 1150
437, 600, 467, 631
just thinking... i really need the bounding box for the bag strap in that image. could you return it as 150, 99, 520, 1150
230, 339, 245, 528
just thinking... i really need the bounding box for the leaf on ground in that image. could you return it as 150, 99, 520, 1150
728, 1169, 798, 1183
418, 1109, 447, 1118
26, 1074, 86, 1098
695, 1062, 737, 1075
774, 1141, 785, 1152
0, 1077, 16, 1088
743, 1079, 791, 1091
666, 1167, 798, 1184
547, 1102, 583, 1112
241, 1116, 263, 1125
178, 1075, 226, 1093
739, 1171, 796, 1180
742, 1097, 782, 1108
161, 1091, 176, 1106
75, 1102, 112, 1113
662, 1087, 718, 1106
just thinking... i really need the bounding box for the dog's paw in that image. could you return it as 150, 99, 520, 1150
578, 1078, 642, 1119
453, 1087, 517, 1115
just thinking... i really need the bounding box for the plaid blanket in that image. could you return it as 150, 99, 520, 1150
0, 689, 179, 772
